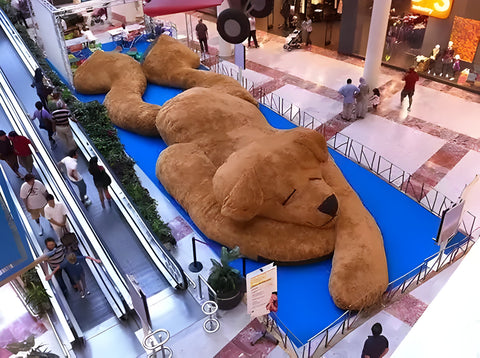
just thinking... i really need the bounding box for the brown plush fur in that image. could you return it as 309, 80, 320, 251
142, 35, 257, 106
73, 36, 388, 310
73, 51, 160, 135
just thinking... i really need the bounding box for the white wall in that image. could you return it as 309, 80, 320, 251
31, 0, 72, 84
111, 1, 143, 24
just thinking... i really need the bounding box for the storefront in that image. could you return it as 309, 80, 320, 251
265, 0, 343, 50
339, 0, 480, 93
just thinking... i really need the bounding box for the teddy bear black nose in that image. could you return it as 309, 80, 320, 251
318, 194, 338, 217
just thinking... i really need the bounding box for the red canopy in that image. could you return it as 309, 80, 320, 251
144, 0, 224, 17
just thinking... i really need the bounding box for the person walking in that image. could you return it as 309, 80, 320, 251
51, 102, 77, 153
361, 322, 389, 358
31, 101, 56, 150
302, 16, 312, 48
42, 238, 74, 296
31, 68, 51, 111
248, 16, 259, 48
44, 194, 70, 241
88, 156, 112, 209
195, 18, 209, 54
0, 130, 23, 178
356, 77, 370, 119
11, 0, 29, 28
338, 79, 359, 121
59, 150, 91, 206
20, 174, 48, 235
46, 253, 101, 299
400, 67, 419, 111
8, 131, 35, 175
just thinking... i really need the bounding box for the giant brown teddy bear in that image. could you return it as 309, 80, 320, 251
74, 35, 388, 310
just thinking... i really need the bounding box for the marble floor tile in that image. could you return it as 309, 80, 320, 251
268, 84, 341, 126
381, 84, 480, 138
339, 115, 446, 174
410, 259, 462, 305
246, 40, 391, 92
168, 216, 193, 241
391, 242, 480, 358
384, 295, 428, 327
217, 60, 273, 87
434, 150, 480, 223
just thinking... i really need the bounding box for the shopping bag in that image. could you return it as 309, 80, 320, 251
61, 231, 79, 253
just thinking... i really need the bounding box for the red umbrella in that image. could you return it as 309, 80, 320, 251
144, 0, 224, 17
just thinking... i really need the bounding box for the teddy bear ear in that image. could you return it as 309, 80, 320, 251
293, 129, 328, 163
220, 168, 264, 222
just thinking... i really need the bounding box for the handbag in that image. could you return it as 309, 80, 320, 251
61, 229, 79, 253
42, 76, 54, 95
38, 110, 52, 131
101, 168, 112, 186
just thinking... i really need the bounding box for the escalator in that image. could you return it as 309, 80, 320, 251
0, 7, 189, 344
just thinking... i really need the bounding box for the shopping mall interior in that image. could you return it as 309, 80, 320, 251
0, 0, 480, 357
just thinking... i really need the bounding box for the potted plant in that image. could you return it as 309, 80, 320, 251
22, 269, 51, 315
207, 246, 245, 310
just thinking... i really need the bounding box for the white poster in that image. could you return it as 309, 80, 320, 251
437, 200, 465, 247
246, 263, 277, 318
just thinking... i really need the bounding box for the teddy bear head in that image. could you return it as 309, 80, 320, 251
212, 128, 339, 228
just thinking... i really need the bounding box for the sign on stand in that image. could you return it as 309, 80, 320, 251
246, 263, 277, 318
126, 274, 151, 335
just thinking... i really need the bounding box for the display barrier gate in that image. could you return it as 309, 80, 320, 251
204, 57, 478, 357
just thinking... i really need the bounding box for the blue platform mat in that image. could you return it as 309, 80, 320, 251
73, 79, 450, 345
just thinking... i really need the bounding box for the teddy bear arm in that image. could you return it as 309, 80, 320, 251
156, 143, 217, 208
321, 159, 388, 309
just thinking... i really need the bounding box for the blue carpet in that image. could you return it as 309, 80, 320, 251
72, 65, 452, 345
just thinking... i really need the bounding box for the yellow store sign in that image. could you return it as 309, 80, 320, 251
411, 0, 454, 19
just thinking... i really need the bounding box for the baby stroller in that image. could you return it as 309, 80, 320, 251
283, 28, 302, 51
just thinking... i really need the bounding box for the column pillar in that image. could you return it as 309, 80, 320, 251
217, 1, 233, 58
363, 0, 392, 88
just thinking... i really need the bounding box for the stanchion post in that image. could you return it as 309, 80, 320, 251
188, 236, 203, 272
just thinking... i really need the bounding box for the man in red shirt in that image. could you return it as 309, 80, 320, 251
9, 131, 35, 174
401, 67, 419, 111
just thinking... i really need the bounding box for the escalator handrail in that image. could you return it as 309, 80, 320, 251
0, 10, 37, 73
0, 70, 130, 317
71, 124, 188, 290
0, 165, 80, 344
1, 7, 188, 291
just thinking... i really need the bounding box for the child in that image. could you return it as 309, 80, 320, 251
369, 88, 381, 111
46, 253, 101, 298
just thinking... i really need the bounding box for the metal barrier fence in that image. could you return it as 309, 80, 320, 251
191, 52, 478, 357
317, 127, 477, 236
208, 58, 319, 129
306, 233, 475, 357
